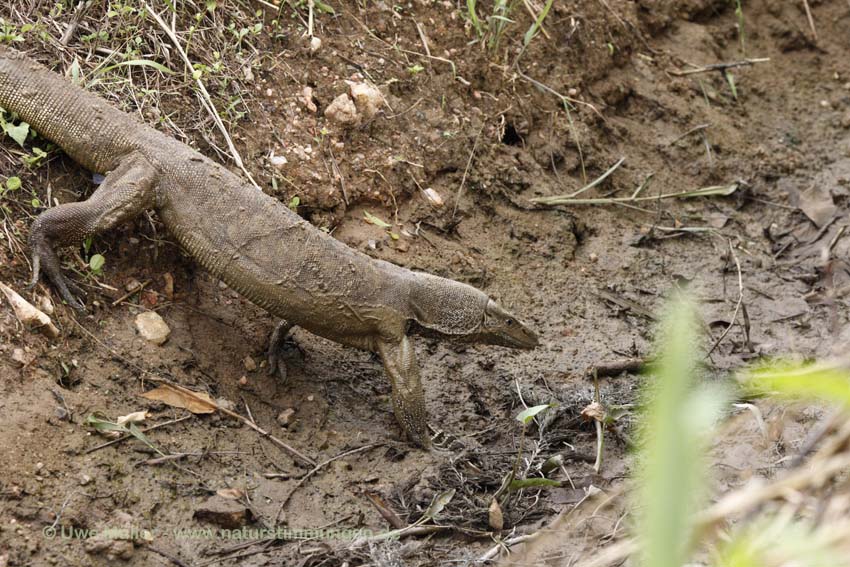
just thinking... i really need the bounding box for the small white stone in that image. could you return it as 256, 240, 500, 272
269, 153, 288, 168
422, 188, 444, 207
135, 312, 171, 346
243, 356, 257, 372
309, 36, 322, 53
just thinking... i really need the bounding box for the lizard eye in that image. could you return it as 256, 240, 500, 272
506, 319, 513, 326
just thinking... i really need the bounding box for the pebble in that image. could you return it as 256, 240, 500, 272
134, 312, 170, 345
11, 348, 29, 367
243, 356, 257, 372
422, 188, 444, 207
194, 496, 252, 529
301, 86, 318, 113
276, 408, 295, 427
309, 36, 322, 53
324, 93, 359, 126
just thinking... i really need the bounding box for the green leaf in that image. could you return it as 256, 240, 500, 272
739, 359, 850, 407
363, 210, 392, 229
30, 197, 40, 208
288, 195, 300, 210
85, 413, 165, 456
89, 253, 106, 273
516, 403, 555, 425
3, 121, 29, 147
5, 176, 21, 191
508, 477, 562, 490
725, 70, 738, 100
313, 0, 335, 14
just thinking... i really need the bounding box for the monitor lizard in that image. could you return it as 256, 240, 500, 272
0, 46, 539, 448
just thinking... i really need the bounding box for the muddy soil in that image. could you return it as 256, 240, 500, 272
1, 0, 848, 565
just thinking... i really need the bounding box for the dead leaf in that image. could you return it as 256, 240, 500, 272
141, 384, 217, 414
116, 411, 149, 426
798, 184, 837, 227
216, 488, 246, 500
581, 401, 605, 422
488, 498, 504, 531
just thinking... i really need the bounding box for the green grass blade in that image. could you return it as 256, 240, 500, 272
98, 59, 175, 75
523, 0, 554, 46
637, 294, 726, 567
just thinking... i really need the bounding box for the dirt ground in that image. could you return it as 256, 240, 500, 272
0, 0, 848, 565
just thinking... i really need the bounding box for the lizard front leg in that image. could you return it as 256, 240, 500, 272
29, 151, 158, 310
377, 335, 431, 448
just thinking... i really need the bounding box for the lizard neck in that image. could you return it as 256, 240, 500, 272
407, 273, 488, 336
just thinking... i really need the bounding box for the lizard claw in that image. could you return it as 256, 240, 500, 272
267, 320, 301, 383
29, 246, 87, 312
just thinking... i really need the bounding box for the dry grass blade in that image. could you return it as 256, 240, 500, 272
532, 183, 738, 207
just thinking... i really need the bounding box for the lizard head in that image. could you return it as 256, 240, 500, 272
473, 298, 539, 349
408, 274, 539, 349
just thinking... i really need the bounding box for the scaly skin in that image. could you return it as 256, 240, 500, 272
0, 46, 539, 448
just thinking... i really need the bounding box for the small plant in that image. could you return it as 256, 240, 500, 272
88, 253, 106, 277
465, 0, 553, 55
0, 18, 29, 43
733, 0, 745, 54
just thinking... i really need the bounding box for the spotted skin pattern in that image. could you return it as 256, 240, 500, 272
0, 46, 539, 448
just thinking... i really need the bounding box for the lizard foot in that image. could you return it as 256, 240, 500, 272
429, 426, 467, 452
29, 241, 86, 312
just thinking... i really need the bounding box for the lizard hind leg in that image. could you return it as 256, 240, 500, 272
377, 336, 431, 449
267, 319, 301, 382
28, 151, 158, 310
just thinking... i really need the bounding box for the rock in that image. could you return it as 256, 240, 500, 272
38, 294, 54, 315
11, 348, 29, 367
194, 496, 252, 528
841, 110, 850, 129
301, 86, 318, 113
324, 93, 359, 126
276, 408, 295, 427
309, 36, 322, 53
162, 272, 174, 300
125, 279, 142, 292
135, 312, 170, 345
83, 510, 150, 561
269, 152, 288, 168
84, 538, 135, 561
421, 188, 443, 207
243, 356, 257, 372
348, 82, 384, 119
